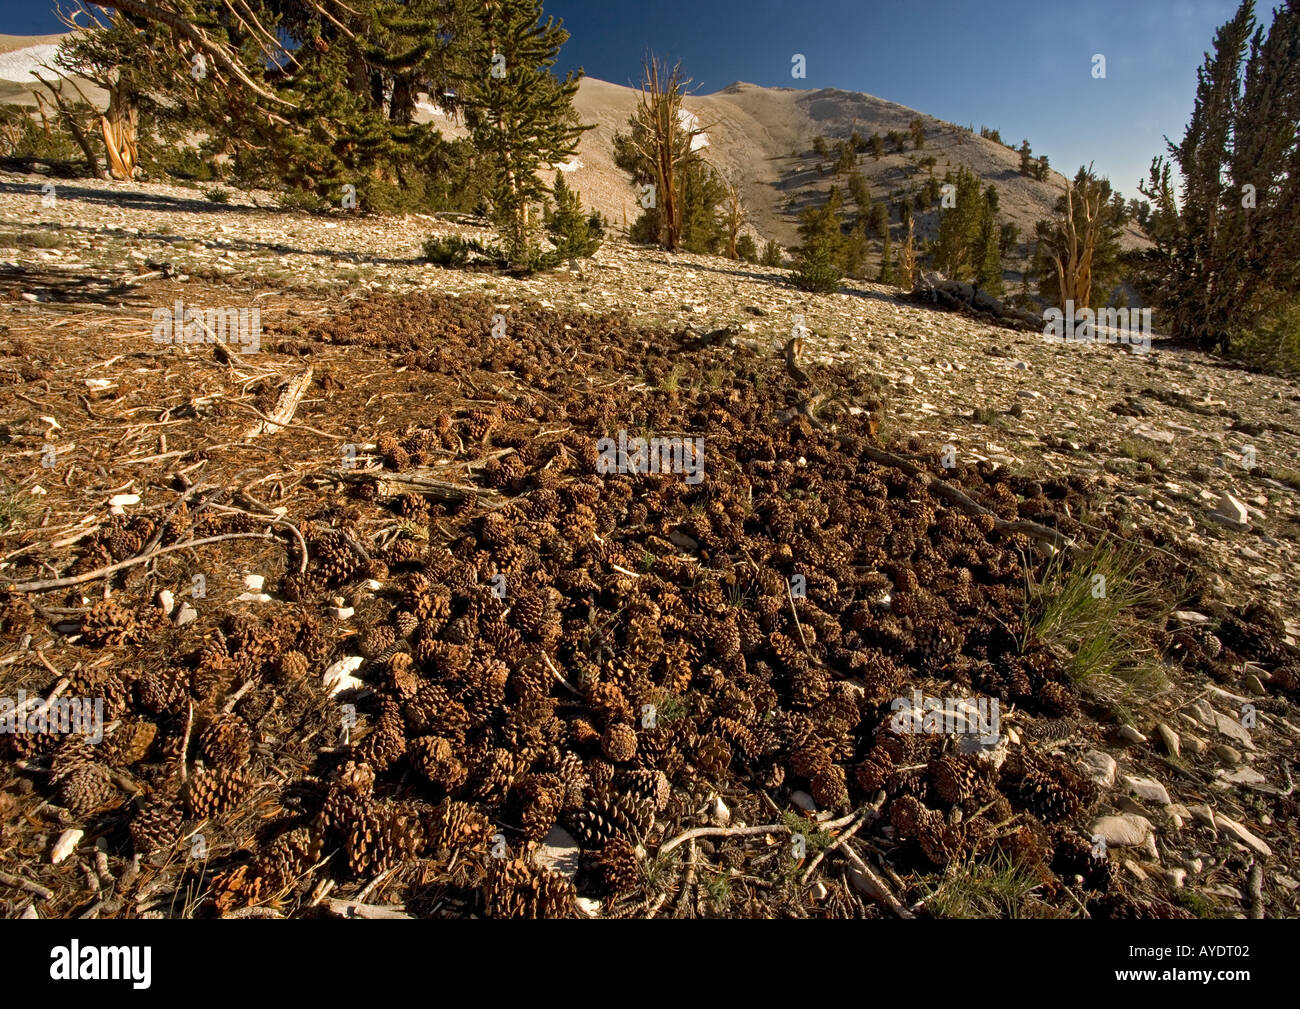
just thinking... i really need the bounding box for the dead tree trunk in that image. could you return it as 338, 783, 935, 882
100, 74, 139, 180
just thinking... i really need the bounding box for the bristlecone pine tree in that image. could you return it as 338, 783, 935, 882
1034, 165, 1128, 310
1134, 0, 1300, 353
460, 0, 590, 269
64, 1, 486, 211
792, 187, 847, 292
545, 170, 602, 261
932, 166, 984, 281
613, 56, 715, 252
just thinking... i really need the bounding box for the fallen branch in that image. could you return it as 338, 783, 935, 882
237, 367, 327, 439
842, 843, 915, 919
5, 532, 282, 593
326, 468, 500, 507
800, 800, 884, 884
323, 898, 413, 920
858, 443, 1080, 554
658, 810, 858, 858
0, 869, 54, 900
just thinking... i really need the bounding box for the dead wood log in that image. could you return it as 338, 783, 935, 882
326, 467, 501, 507
242, 366, 313, 439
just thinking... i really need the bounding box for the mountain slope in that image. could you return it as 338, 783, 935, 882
561, 79, 1146, 262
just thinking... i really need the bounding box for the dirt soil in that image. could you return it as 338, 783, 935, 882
1, 176, 1298, 919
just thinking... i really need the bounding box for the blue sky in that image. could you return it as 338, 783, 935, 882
3, 0, 1258, 201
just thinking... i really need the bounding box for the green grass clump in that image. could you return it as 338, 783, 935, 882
922, 853, 1045, 918
1026, 538, 1176, 704
1116, 438, 1167, 471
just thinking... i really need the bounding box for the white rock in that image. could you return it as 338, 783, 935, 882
1090, 814, 1154, 848
51, 828, 83, 864
1166, 868, 1187, 888
810, 881, 830, 901
1122, 775, 1171, 806
1214, 814, 1272, 857
157, 589, 175, 616
1156, 723, 1180, 757
322, 655, 365, 696
1208, 492, 1250, 529
236, 592, 273, 603
1219, 767, 1267, 786
243, 574, 265, 591
791, 790, 817, 813
533, 825, 581, 880
174, 603, 197, 627
108, 493, 140, 507
1117, 724, 1147, 745
20, 905, 39, 918
328, 606, 355, 620
574, 897, 602, 918
709, 795, 731, 826
364, 579, 384, 591
1082, 749, 1117, 787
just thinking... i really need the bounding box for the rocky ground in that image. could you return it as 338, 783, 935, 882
0, 170, 1297, 919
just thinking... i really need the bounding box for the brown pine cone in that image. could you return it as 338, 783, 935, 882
198, 712, 252, 768
595, 836, 640, 895
600, 722, 638, 763
185, 766, 253, 818
129, 792, 184, 854
408, 735, 468, 791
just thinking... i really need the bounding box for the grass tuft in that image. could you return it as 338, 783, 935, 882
1027, 538, 1176, 704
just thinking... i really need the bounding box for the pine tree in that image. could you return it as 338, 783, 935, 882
933, 166, 983, 279
545, 170, 601, 260
973, 198, 1003, 294
842, 220, 869, 278
868, 201, 890, 240
613, 56, 712, 252
61, 2, 487, 210
679, 161, 727, 254
835, 140, 856, 175
459, 0, 589, 269
909, 118, 925, 149
878, 227, 893, 284
761, 239, 783, 266
792, 187, 847, 292
847, 171, 871, 221
1134, 0, 1300, 352
1018, 139, 1033, 176
900, 215, 917, 289
1033, 166, 1126, 309
869, 133, 885, 160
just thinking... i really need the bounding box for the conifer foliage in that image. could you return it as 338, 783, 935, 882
1133, 0, 1300, 352
459, 0, 589, 269
791, 187, 847, 292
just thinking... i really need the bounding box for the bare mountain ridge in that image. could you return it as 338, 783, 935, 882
563, 77, 1145, 260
